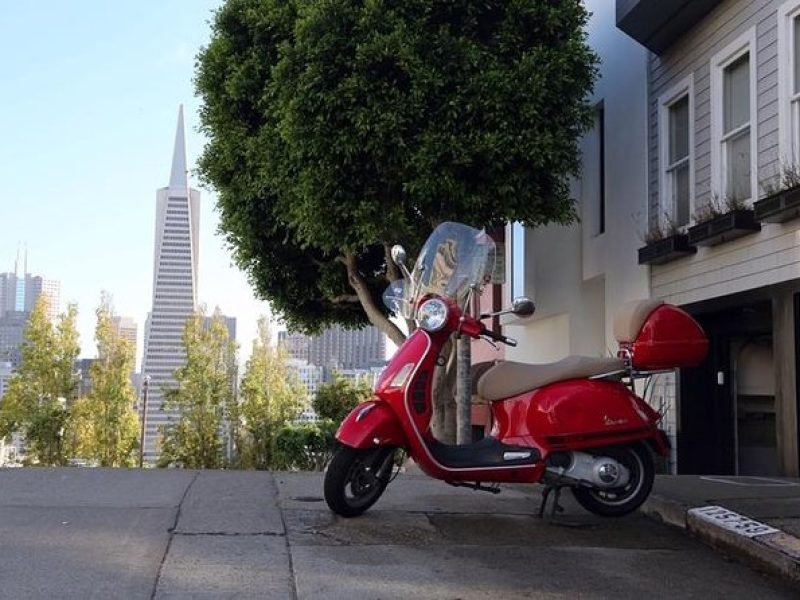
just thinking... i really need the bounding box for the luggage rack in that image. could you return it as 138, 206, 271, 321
615, 346, 675, 391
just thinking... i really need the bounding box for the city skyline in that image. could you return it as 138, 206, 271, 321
0, 1, 269, 367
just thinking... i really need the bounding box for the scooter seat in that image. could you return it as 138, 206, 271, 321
477, 356, 625, 401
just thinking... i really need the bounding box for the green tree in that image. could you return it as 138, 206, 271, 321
313, 373, 372, 425
0, 298, 80, 466
234, 317, 306, 469
71, 294, 140, 467
195, 0, 597, 343
158, 308, 238, 469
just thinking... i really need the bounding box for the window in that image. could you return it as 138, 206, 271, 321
723, 55, 751, 200
659, 76, 693, 227
778, 1, 800, 163
711, 30, 756, 203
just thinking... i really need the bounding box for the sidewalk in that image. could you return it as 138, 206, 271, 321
641, 474, 800, 585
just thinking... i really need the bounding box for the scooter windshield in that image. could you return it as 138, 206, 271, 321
382, 222, 496, 318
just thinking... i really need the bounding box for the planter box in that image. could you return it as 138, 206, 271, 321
687, 209, 761, 247
754, 186, 800, 223
638, 234, 696, 266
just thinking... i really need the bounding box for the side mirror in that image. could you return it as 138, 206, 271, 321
391, 245, 407, 267
511, 296, 535, 318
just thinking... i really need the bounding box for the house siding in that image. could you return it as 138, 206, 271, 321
648, 0, 800, 305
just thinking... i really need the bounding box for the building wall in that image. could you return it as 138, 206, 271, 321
648, 0, 800, 306
505, 0, 650, 365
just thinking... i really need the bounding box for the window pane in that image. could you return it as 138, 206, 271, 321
673, 163, 690, 226
724, 54, 750, 133
795, 16, 800, 95
726, 129, 751, 201
669, 96, 689, 164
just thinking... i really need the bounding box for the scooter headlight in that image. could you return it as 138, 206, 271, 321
417, 298, 449, 332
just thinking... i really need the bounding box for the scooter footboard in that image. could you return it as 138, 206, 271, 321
336, 401, 407, 449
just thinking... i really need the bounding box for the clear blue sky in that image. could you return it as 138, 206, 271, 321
0, 1, 271, 365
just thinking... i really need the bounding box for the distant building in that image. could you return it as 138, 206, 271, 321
112, 316, 138, 359
0, 311, 28, 368
277, 330, 309, 362
286, 359, 324, 399
0, 273, 60, 322
0, 361, 13, 400
308, 325, 385, 373
74, 358, 98, 398
203, 314, 236, 343
140, 105, 201, 463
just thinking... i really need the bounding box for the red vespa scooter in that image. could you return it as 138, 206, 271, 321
324, 222, 708, 518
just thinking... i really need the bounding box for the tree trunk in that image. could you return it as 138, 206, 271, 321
455, 334, 472, 445
343, 253, 406, 346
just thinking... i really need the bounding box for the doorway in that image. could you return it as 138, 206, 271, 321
678, 301, 776, 475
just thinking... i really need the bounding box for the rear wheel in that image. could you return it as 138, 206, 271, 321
324, 446, 396, 517
571, 443, 654, 517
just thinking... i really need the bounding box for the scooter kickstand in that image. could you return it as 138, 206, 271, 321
537, 486, 552, 518
550, 487, 565, 519
537, 485, 566, 520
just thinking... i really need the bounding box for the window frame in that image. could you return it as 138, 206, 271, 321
710, 28, 758, 205
778, 0, 800, 164
658, 75, 695, 227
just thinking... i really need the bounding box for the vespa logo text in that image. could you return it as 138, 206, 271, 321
603, 415, 629, 427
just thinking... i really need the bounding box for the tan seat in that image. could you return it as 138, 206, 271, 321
476, 355, 625, 401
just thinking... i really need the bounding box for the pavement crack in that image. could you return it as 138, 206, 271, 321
149, 470, 199, 600
274, 474, 299, 600
173, 531, 286, 537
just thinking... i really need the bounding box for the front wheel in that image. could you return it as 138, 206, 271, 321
571, 443, 655, 517
324, 446, 396, 517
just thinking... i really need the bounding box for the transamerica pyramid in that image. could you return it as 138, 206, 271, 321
140, 105, 200, 463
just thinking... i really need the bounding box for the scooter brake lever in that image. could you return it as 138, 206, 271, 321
481, 335, 499, 351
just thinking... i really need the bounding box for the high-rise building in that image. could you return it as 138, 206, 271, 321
24, 276, 60, 321
308, 325, 386, 373
286, 358, 324, 399
112, 316, 138, 359
0, 269, 60, 322
0, 311, 28, 367
140, 106, 201, 463
277, 330, 309, 361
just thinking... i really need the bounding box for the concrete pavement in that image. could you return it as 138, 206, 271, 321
0, 467, 797, 599
642, 474, 800, 585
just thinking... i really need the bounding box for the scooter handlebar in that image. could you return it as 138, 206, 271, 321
481, 326, 517, 347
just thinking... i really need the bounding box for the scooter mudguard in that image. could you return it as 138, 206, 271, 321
336, 400, 408, 449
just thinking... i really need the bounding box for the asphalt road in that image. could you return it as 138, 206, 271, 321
0, 467, 795, 599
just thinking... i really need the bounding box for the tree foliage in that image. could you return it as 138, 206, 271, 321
233, 316, 307, 469
272, 419, 337, 471
195, 0, 597, 341
312, 373, 372, 425
0, 298, 80, 466
158, 308, 238, 469
71, 294, 140, 467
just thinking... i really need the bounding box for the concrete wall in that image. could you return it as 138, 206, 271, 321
505, 0, 650, 364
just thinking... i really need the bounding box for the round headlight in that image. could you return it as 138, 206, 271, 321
417, 298, 449, 332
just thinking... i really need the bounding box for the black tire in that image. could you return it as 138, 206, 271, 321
324, 446, 395, 517
571, 443, 655, 517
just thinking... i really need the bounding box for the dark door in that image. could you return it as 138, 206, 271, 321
678, 301, 772, 475
678, 326, 735, 474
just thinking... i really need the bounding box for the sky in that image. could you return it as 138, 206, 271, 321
0, 1, 274, 367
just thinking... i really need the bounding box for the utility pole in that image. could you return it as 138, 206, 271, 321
455, 333, 472, 445
456, 287, 478, 445
138, 375, 150, 468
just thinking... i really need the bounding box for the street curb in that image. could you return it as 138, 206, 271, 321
641, 495, 800, 587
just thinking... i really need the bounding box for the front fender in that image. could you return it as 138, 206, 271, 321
336, 401, 407, 449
